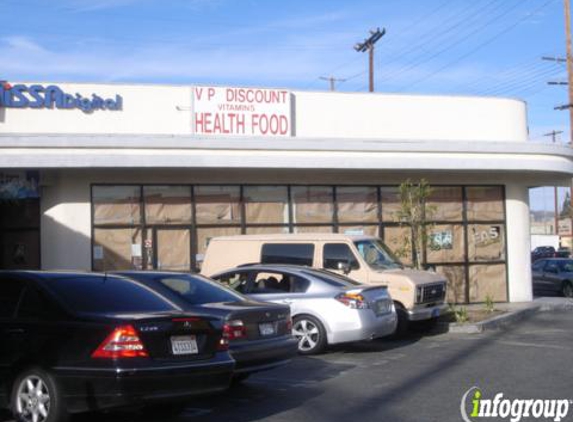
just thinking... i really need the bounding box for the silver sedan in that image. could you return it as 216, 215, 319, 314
211, 264, 398, 355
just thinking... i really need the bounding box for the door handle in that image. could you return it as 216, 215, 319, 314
7, 328, 25, 335
281, 299, 293, 305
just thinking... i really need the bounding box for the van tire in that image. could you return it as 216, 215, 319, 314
391, 303, 409, 338
292, 315, 327, 355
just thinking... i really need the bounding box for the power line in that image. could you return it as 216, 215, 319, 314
398, 0, 557, 91
372, 0, 521, 85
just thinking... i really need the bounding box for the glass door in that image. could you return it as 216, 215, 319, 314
145, 228, 191, 272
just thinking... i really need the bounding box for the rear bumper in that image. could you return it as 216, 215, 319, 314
407, 303, 448, 321
54, 353, 234, 413
231, 336, 298, 374
327, 310, 398, 345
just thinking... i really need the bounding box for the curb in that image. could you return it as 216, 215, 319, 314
435, 298, 573, 334
445, 305, 540, 334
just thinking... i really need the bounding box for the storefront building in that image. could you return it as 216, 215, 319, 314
1, 82, 572, 304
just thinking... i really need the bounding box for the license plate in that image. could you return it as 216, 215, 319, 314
432, 308, 440, 318
171, 335, 198, 355
259, 322, 276, 336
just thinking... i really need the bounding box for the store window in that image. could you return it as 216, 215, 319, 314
93, 228, 142, 271
89, 183, 507, 304
427, 187, 463, 222
293, 225, 334, 234
337, 187, 378, 223
468, 224, 505, 262
466, 186, 504, 221
195, 186, 241, 225
383, 226, 412, 266
338, 225, 379, 237
93, 186, 141, 225
244, 186, 289, 225
196, 226, 242, 269
144, 186, 191, 224
291, 186, 334, 224
469, 264, 507, 302
435, 265, 466, 303
380, 187, 400, 222
426, 224, 464, 263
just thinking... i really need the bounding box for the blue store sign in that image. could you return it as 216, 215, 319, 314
0, 83, 122, 113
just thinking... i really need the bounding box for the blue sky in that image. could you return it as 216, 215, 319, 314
0, 0, 570, 211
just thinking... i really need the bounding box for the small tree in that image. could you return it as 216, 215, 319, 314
394, 179, 435, 270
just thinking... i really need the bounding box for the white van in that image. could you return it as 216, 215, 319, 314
201, 234, 448, 332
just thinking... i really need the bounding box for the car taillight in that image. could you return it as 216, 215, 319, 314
286, 316, 293, 333
335, 292, 370, 309
217, 319, 247, 351
92, 325, 149, 359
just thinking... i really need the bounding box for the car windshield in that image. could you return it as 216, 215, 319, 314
354, 239, 403, 270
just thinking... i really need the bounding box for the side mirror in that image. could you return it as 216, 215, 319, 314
337, 261, 351, 275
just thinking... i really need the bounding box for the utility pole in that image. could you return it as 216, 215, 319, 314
354, 28, 386, 93
545, 131, 564, 235
566, 0, 573, 145
319, 76, 347, 92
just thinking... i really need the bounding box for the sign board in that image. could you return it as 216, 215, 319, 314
193, 86, 291, 137
0, 83, 122, 113
0, 171, 40, 199
558, 218, 572, 236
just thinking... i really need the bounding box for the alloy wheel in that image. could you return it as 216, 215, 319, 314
15, 375, 51, 422
293, 319, 320, 352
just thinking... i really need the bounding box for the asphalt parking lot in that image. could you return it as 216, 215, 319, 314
3, 310, 573, 422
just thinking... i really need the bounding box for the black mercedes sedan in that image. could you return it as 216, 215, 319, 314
116, 271, 298, 381
0, 271, 235, 422
532, 258, 573, 297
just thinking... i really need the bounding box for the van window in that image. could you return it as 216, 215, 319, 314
323, 243, 360, 270
261, 243, 314, 266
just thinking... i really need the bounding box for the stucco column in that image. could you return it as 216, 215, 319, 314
505, 183, 533, 302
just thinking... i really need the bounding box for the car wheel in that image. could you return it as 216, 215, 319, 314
292, 315, 327, 355
562, 281, 573, 298
11, 368, 67, 422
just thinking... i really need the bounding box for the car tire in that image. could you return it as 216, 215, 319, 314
11, 367, 67, 422
391, 303, 409, 338
562, 281, 573, 298
292, 315, 327, 355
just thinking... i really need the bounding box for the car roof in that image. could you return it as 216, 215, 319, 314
215, 264, 322, 275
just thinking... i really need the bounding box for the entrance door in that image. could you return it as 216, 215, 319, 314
0, 199, 41, 270
145, 228, 191, 272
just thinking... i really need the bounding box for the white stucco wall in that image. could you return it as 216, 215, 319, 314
1, 82, 527, 142
41, 173, 91, 270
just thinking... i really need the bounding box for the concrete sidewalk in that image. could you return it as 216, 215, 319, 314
445, 296, 573, 333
